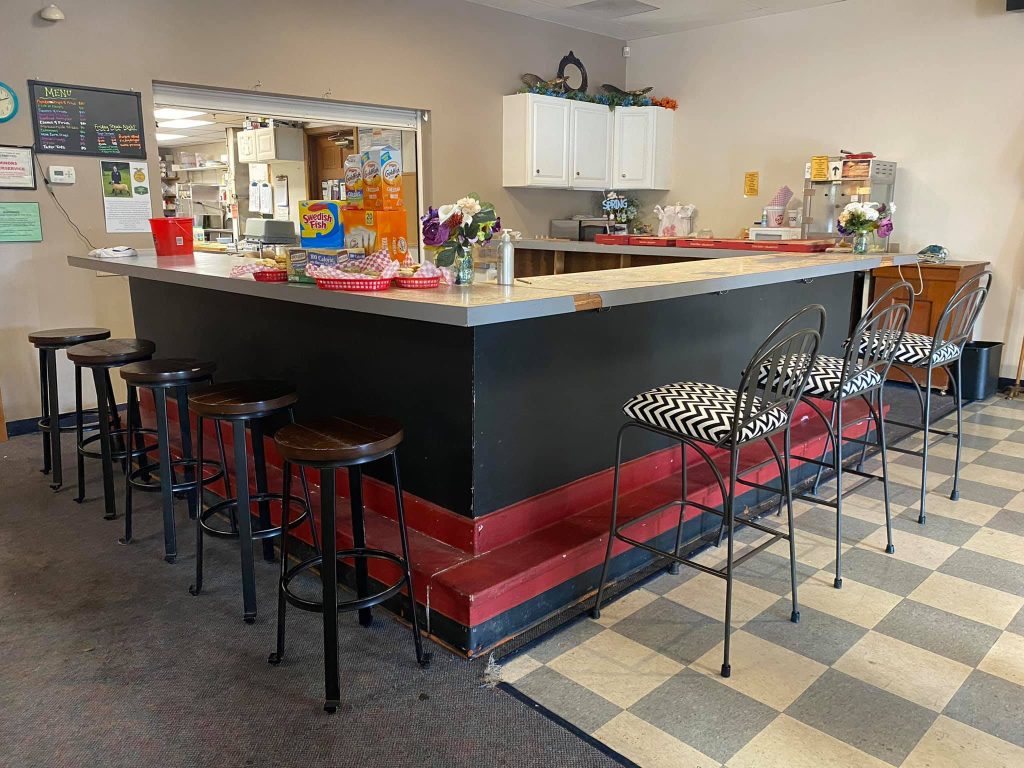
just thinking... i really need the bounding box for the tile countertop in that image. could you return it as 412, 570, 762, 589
67, 249, 917, 328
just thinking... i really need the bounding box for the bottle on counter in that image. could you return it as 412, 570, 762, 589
761, 208, 768, 227
497, 230, 515, 286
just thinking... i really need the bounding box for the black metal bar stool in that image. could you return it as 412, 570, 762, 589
66, 338, 158, 520
27, 327, 111, 490
592, 305, 824, 678
877, 271, 992, 523
187, 380, 316, 623
119, 359, 229, 563
269, 416, 431, 712
757, 282, 913, 589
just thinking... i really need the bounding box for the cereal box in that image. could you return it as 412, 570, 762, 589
342, 208, 408, 261
361, 145, 403, 210
343, 154, 363, 208
287, 247, 346, 283
299, 200, 345, 249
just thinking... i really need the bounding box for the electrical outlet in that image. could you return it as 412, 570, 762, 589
622, 45, 631, 57
47, 165, 76, 184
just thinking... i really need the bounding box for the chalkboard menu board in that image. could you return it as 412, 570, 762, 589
29, 80, 146, 159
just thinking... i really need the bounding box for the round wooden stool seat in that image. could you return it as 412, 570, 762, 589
274, 416, 403, 465
120, 358, 217, 387
29, 327, 111, 349
188, 380, 297, 419
66, 338, 156, 367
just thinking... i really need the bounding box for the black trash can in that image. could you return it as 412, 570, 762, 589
956, 341, 1004, 401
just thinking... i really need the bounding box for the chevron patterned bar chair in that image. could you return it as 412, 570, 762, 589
592, 304, 825, 678
752, 282, 913, 590
876, 271, 991, 524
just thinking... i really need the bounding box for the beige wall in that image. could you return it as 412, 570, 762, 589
626, 0, 1024, 377
0, 0, 626, 421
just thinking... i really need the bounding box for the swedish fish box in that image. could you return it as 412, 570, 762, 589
361, 145, 403, 210
299, 200, 345, 249
342, 208, 409, 261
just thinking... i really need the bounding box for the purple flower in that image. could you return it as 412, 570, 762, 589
493, 217, 501, 233
877, 219, 893, 238
837, 222, 852, 236
421, 207, 452, 246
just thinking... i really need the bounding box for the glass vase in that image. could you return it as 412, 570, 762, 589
853, 232, 870, 254
455, 252, 474, 285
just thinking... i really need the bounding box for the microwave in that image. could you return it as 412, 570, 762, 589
550, 217, 615, 241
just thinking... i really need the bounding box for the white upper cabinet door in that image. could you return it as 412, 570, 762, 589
528, 96, 571, 187
236, 131, 258, 163
613, 107, 655, 188
570, 102, 612, 190
254, 128, 276, 161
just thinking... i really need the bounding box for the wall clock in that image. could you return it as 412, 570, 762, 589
0, 82, 18, 123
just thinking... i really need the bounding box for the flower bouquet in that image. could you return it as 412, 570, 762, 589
838, 201, 895, 254
421, 194, 501, 285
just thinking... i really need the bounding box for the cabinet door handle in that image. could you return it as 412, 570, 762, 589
576, 171, 580, 176
621, 173, 626, 178
536, 169, 540, 174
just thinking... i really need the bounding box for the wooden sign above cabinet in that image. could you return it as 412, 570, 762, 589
502, 94, 673, 191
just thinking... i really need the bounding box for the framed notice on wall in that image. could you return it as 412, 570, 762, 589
29, 80, 146, 159
0, 145, 35, 189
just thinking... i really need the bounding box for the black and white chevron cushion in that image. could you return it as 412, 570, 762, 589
623, 381, 788, 444
861, 332, 959, 367
760, 354, 881, 399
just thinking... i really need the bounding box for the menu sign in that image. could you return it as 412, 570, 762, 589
29, 80, 146, 159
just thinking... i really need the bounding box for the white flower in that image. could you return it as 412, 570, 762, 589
437, 204, 461, 225
457, 196, 482, 218
864, 208, 879, 221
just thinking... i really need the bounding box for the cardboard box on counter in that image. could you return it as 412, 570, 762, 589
361, 145, 403, 210
286, 247, 347, 283
342, 208, 408, 261
299, 200, 345, 249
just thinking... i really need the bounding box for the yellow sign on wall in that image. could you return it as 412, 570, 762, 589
810, 155, 830, 182
743, 171, 759, 197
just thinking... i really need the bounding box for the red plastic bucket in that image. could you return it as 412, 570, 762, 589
149, 217, 194, 256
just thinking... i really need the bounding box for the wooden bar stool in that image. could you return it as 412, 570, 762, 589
119, 359, 229, 563
187, 380, 316, 623
66, 338, 158, 520
27, 327, 111, 489
270, 416, 431, 713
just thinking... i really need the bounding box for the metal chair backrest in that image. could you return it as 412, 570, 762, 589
934, 271, 992, 357
733, 304, 825, 445
847, 280, 914, 386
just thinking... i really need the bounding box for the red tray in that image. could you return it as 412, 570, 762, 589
593, 234, 630, 245
315, 276, 392, 292
628, 236, 677, 247
253, 269, 288, 282
395, 275, 442, 289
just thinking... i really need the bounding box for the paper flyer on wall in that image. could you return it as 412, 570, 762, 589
100, 160, 153, 233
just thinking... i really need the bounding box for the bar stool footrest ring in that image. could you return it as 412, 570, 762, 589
198, 493, 311, 540
77, 428, 159, 461
38, 409, 104, 435
280, 549, 408, 614
128, 458, 226, 493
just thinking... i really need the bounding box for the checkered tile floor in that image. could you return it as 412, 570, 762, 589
499, 395, 1024, 768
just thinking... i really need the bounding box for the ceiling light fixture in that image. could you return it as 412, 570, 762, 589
153, 108, 206, 120
39, 4, 65, 21
154, 133, 186, 142
157, 118, 213, 129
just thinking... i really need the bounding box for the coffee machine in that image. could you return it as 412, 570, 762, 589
801, 157, 897, 246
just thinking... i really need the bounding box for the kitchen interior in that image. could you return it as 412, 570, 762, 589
154, 103, 419, 254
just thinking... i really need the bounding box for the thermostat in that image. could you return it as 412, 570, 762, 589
47, 165, 76, 184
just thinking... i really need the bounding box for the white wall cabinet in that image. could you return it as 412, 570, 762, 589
612, 106, 673, 190
503, 94, 671, 191
236, 126, 305, 163
569, 101, 612, 190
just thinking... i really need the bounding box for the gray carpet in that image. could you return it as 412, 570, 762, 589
0, 435, 620, 768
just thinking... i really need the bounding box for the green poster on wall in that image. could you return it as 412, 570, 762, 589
0, 202, 43, 242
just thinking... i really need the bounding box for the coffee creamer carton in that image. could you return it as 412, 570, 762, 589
343, 155, 363, 208
342, 208, 408, 261
299, 200, 345, 249
361, 145, 403, 210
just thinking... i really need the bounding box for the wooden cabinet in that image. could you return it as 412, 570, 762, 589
870, 260, 990, 389
569, 101, 612, 190
503, 94, 672, 190
236, 126, 305, 164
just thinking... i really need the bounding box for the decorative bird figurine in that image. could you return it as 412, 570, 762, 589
602, 83, 654, 98
521, 73, 568, 91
